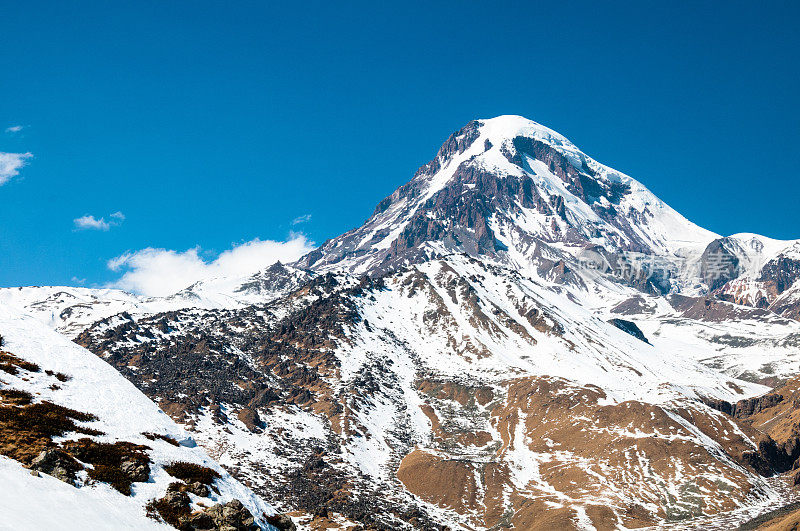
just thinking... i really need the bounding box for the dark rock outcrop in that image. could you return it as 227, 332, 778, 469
700, 238, 741, 292
702, 393, 784, 419
236, 408, 263, 433
29, 448, 82, 484
172, 499, 258, 531
168, 480, 211, 498
607, 318, 650, 344
120, 456, 150, 482
265, 514, 296, 530
702, 391, 800, 476
759, 255, 800, 295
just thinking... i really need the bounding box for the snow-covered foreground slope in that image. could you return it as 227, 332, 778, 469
0, 305, 277, 530
0, 455, 167, 531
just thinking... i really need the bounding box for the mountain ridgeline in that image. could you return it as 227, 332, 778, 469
4, 116, 800, 530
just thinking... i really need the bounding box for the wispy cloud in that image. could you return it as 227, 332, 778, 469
71, 276, 86, 285
292, 213, 312, 225
73, 211, 126, 231
0, 152, 33, 185
107, 234, 315, 297
5, 125, 24, 134
74, 215, 111, 231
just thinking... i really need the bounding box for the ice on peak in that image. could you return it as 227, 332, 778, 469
477, 115, 575, 148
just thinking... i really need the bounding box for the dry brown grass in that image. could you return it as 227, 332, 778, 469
0, 399, 102, 464
146, 494, 190, 528
63, 438, 151, 495
142, 432, 180, 446
163, 461, 220, 486
0, 344, 155, 497
0, 351, 40, 375
0, 388, 33, 406
45, 369, 71, 382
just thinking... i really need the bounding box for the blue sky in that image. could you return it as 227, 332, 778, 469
1, 1, 798, 291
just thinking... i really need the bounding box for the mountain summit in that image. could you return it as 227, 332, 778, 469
300, 115, 716, 278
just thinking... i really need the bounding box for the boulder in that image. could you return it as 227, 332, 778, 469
203, 499, 257, 530
167, 480, 211, 498
265, 513, 297, 530
29, 448, 81, 484
120, 456, 150, 482
162, 489, 191, 511
163, 497, 258, 531
187, 481, 211, 497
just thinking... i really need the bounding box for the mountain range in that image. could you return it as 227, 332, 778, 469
3, 116, 800, 530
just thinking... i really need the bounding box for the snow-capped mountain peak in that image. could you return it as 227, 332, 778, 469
300, 115, 717, 282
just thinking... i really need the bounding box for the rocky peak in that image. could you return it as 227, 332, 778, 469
711, 236, 800, 315
700, 237, 743, 291
298, 116, 717, 292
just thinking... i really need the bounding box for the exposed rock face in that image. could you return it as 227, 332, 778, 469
607, 318, 650, 344
152, 486, 260, 530
29, 448, 81, 484
734, 393, 786, 418
700, 238, 742, 291
675, 294, 775, 323
233, 262, 311, 298
264, 513, 296, 530
399, 376, 777, 529
759, 255, 800, 296
164, 488, 191, 510
168, 480, 211, 498
185, 499, 258, 530
297, 116, 716, 287
236, 408, 263, 433
724, 378, 800, 474
74, 310, 280, 425
771, 295, 800, 322
120, 455, 150, 483
711, 239, 800, 322
611, 295, 658, 315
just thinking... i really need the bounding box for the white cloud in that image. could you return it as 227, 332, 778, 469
73, 212, 125, 231
5, 125, 24, 134
0, 152, 33, 185
107, 234, 315, 297
292, 213, 312, 225
71, 276, 86, 285
74, 215, 111, 231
